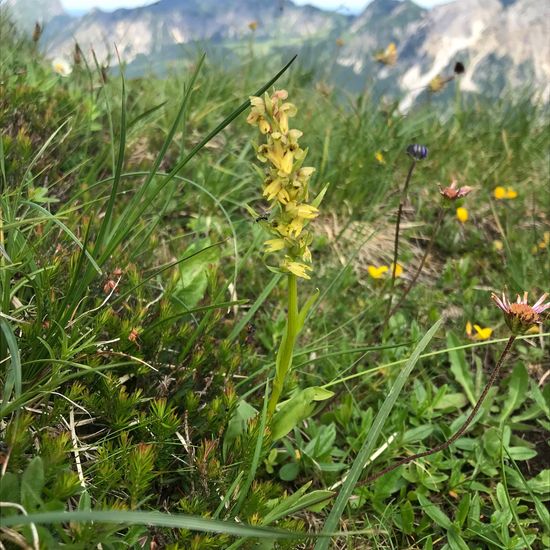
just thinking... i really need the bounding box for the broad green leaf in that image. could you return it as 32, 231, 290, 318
402, 425, 434, 444
446, 332, 476, 406
0, 472, 19, 503
500, 364, 528, 422
271, 387, 334, 441
173, 240, 220, 309
433, 392, 468, 410
417, 493, 452, 529
223, 400, 258, 458
447, 526, 469, 550
400, 500, 415, 535
506, 446, 537, 460
21, 457, 44, 510
279, 462, 300, 481
456, 494, 470, 528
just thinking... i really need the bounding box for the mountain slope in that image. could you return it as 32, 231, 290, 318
5, 0, 548, 104
40, 0, 347, 63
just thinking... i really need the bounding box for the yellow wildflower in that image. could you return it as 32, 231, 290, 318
248, 21, 258, 31
368, 265, 388, 279
456, 207, 468, 223
493, 186, 518, 200
375, 151, 386, 165
466, 321, 493, 341
493, 240, 504, 251
247, 89, 324, 279
390, 263, 403, 277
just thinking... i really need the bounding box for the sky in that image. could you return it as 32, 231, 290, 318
61, 0, 450, 14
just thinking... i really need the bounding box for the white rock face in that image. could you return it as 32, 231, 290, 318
397, 0, 550, 109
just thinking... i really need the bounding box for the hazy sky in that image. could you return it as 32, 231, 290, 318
60, 0, 450, 13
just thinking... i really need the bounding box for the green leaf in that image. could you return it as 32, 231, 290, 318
223, 400, 258, 458
279, 462, 300, 481
0, 472, 19, 503
433, 392, 468, 410
456, 494, 470, 528
21, 457, 44, 510
446, 332, 476, 406
315, 318, 443, 550
446, 526, 469, 550
402, 425, 434, 444
400, 500, 415, 534
417, 493, 452, 529
506, 446, 537, 461
78, 490, 91, 512
500, 364, 528, 422
271, 387, 334, 440
173, 240, 220, 309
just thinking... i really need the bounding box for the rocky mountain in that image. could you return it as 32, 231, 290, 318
37, 0, 347, 63
3, 0, 548, 104
2, 0, 64, 32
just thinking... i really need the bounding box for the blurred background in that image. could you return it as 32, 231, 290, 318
3, 0, 549, 108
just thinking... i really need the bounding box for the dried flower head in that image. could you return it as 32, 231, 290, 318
406, 144, 428, 161
492, 292, 550, 335
439, 180, 473, 200
32, 22, 42, 43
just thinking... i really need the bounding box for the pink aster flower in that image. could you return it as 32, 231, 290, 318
438, 180, 473, 201
491, 291, 550, 334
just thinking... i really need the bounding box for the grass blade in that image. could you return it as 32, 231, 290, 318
314, 318, 443, 550
0, 318, 22, 405
0, 510, 302, 540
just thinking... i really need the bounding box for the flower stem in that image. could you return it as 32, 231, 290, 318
267, 274, 299, 418
384, 159, 417, 328
388, 206, 445, 321
360, 335, 516, 485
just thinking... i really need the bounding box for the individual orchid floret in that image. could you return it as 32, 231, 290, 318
491, 291, 549, 335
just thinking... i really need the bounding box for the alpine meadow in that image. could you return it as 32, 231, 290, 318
0, 1, 549, 549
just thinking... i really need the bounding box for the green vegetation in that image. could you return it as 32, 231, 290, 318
1, 15, 549, 549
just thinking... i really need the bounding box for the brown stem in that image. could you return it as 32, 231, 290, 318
387, 206, 445, 321
359, 335, 516, 486
384, 160, 417, 327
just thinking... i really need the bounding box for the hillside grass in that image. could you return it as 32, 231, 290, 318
1, 16, 549, 549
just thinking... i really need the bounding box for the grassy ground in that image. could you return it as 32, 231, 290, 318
1, 16, 549, 549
